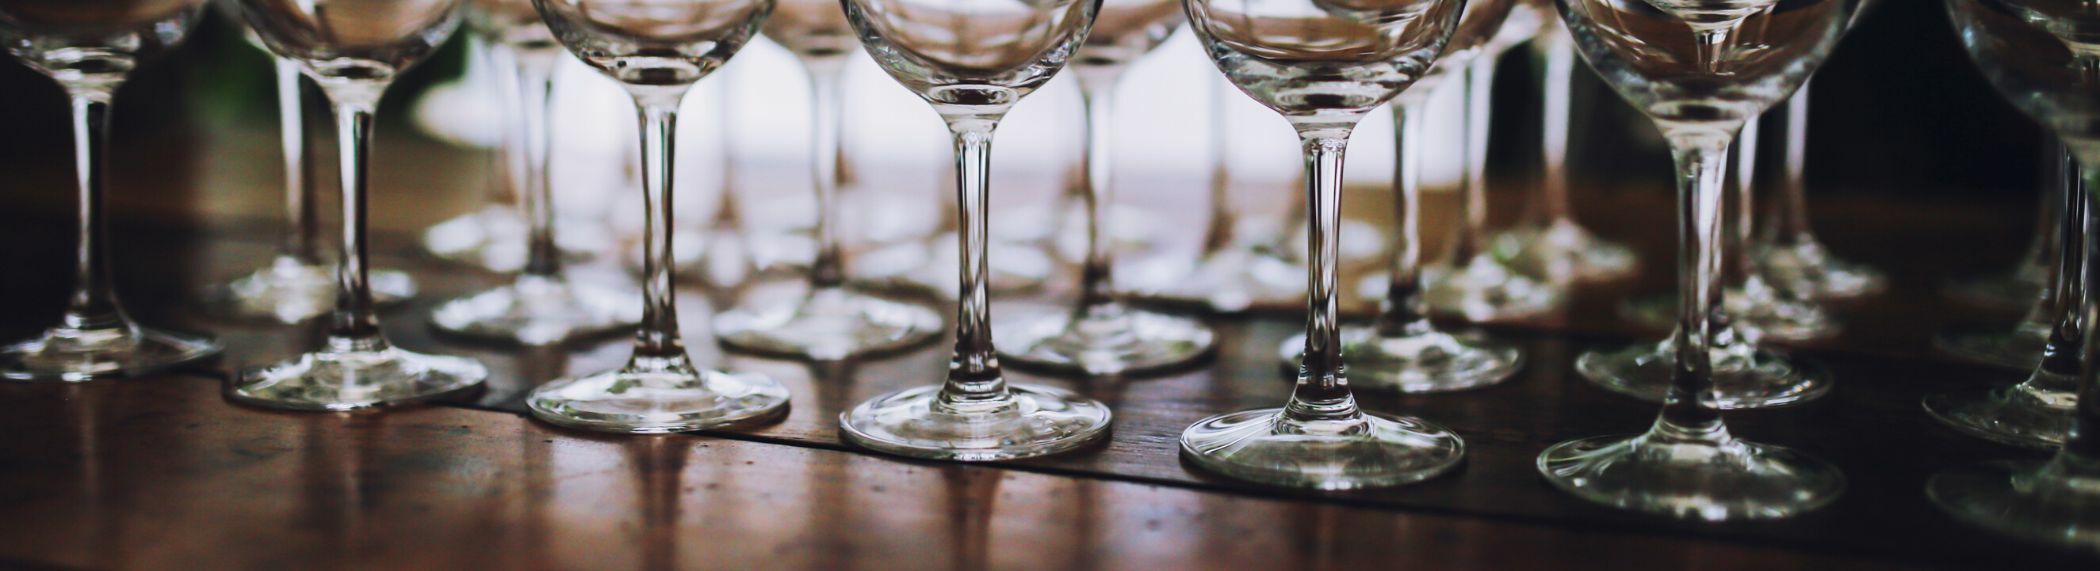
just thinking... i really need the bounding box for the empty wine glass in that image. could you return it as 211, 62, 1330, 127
1930, 0, 2100, 549
427, 0, 642, 346
836, 0, 1113, 460
206, 32, 417, 324
228, 0, 488, 409
1180, 0, 1470, 489
524, 0, 791, 432
709, 0, 944, 361
1418, 0, 1566, 322
1936, 148, 2076, 369
1538, 0, 1851, 520
1491, 16, 1638, 284
1289, 0, 1526, 393
0, 0, 221, 381
993, 0, 1218, 376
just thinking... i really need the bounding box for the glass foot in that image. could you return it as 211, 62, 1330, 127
1576, 338, 1829, 409
1923, 384, 2074, 450
207, 256, 415, 323
1622, 279, 1837, 342
1928, 457, 2100, 552
996, 305, 1216, 376
1279, 326, 1522, 392
840, 384, 1111, 461
1537, 431, 1844, 521
714, 287, 943, 361
430, 275, 639, 346
1137, 244, 1305, 313
528, 359, 790, 434
1491, 219, 1639, 284
1, 324, 220, 382
1933, 322, 2048, 370
230, 343, 486, 411
1419, 253, 1565, 321
1755, 241, 1887, 300
1180, 408, 1465, 490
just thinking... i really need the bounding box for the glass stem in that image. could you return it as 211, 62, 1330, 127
937, 115, 1012, 412
1449, 56, 1496, 261
805, 59, 847, 289
1535, 29, 1575, 223
516, 48, 562, 278
60, 87, 131, 336
2062, 166, 2100, 465
629, 93, 691, 364
1286, 129, 1362, 424
273, 58, 317, 263
1199, 81, 1238, 254
1379, 99, 1431, 337
1764, 82, 1814, 246
485, 41, 523, 211
2036, 183, 2089, 387
323, 91, 386, 348
1729, 119, 1760, 284
1652, 135, 1734, 442
1075, 70, 1123, 314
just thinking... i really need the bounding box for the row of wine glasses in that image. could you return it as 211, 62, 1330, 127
5, 0, 2092, 551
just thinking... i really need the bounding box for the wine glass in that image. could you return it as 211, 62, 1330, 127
1490, 16, 1638, 284
992, 0, 1218, 376
524, 0, 791, 432
205, 31, 417, 324
1936, 147, 2076, 369
1945, 146, 2059, 312
426, 0, 642, 346
1417, 0, 1566, 322
835, 0, 1113, 460
709, 0, 945, 361
1538, 0, 1851, 520
227, 0, 488, 409
1930, 0, 2100, 549
1286, 0, 1526, 393
0, 0, 222, 381
1180, 0, 1470, 489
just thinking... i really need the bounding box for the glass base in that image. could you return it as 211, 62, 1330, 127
1537, 431, 1844, 521
1933, 322, 2049, 370
714, 287, 943, 361
1944, 269, 2045, 313
1279, 326, 1522, 392
423, 206, 606, 273
1137, 243, 1305, 313
1, 323, 220, 382
230, 344, 486, 411
1622, 278, 1837, 342
1490, 219, 1639, 284
1180, 408, 1465, 490
430, 275, 639, 346
995, 305, 1216, 376
1923, 384, 2074, 450
1575, 338, 1829, 409
1928, 457, 2100, 552
1754, 240, 1887, 300
840, 383, 1111, 461
528, 359, 791, 434
1418, 253, 1565, 321
207, 256, 415, 324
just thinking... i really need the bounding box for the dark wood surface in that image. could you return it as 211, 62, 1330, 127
0, 115, 2089, 568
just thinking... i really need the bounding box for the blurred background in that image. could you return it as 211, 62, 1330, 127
0, 0, 2042, 274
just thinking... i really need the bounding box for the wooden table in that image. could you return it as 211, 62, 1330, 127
0, 123, 2093, 569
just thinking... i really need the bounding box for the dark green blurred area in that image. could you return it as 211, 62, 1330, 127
0, 1, 2044, 208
